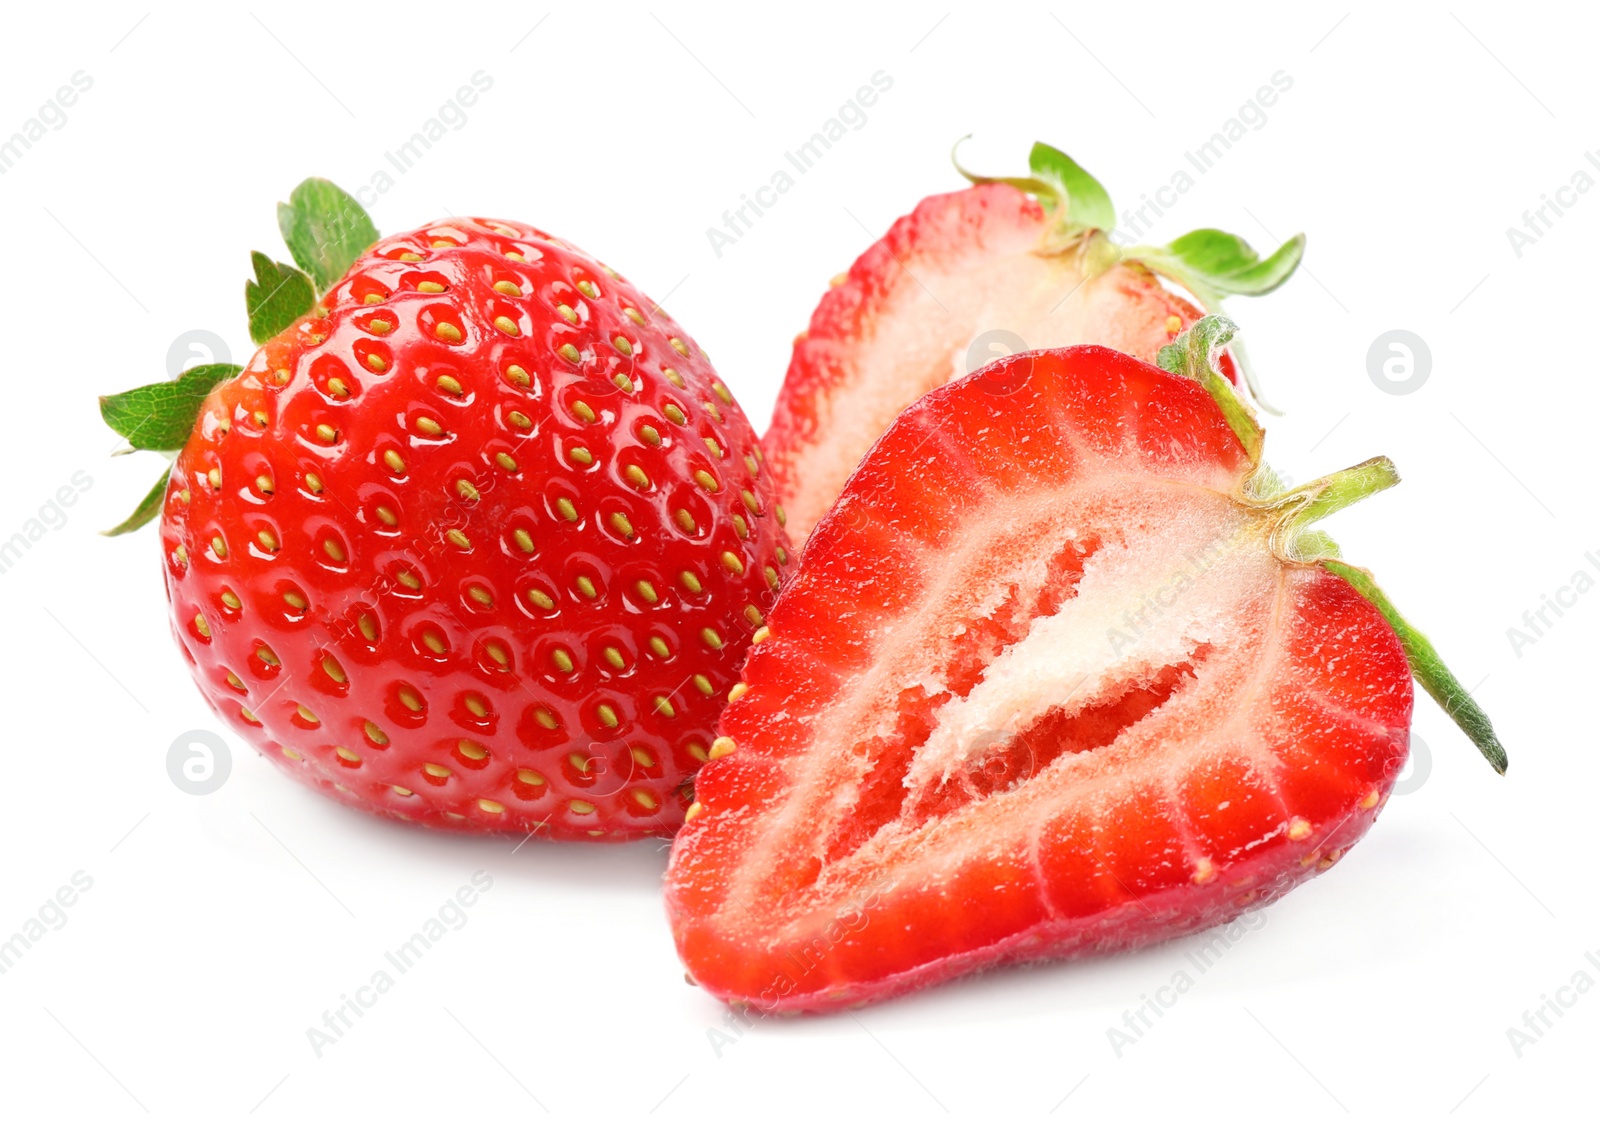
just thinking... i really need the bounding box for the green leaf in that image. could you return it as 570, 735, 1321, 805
99, 363, 242, 451
277, 178, 380, 291
1157, 229, 1305, 297
246, 251, 317, 345
103, 470, 171, 536
1320, 559, 1509, 776
1155, 314, 1263, 464
1027, 142, 1115, 231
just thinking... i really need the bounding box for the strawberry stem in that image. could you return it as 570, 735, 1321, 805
1156, 315, 1264, 464
1320, 559, 1509, 776
1262, 456, 1400, 552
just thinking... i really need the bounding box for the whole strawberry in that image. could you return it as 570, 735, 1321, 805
102, 180, 790, 839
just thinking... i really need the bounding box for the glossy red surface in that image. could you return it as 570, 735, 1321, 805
162, 220, 790, 839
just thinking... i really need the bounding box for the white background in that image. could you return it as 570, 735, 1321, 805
1, 2, 1594, 1122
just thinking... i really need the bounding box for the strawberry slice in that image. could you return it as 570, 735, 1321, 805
666, 318, 1505, 1012
766, 142, 1305, 544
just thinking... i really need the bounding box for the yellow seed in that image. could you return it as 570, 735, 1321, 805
625, 465, 650, 489
224, 670, 245, 691
732, 514, 749, 540
680, 571, 702, 594
493, 280, 521, 296
257, 530, 279, 552
669, 337, 688, 356
464, 694, 488, 717
701, 628, 723, 650
505, 363, 530, 387
709, 736, 737, 759
456, 478, 480, 502
663, 403, 687, 425
305, 473, 323, 494
557, 303, 577, 324
635, 580, 658, 603
572, 400, 595, 423
458, 739, 488, 761
512, 528, 534, 554
467, 584, 493, 606
632, 748, 656, 768
336, 746, 361, 763
752, 625, 771, 644
712, 381, 732, 405
446, 529, 472, 550
653, 696, 675, 718
741, 489, 760, 514
694, 470, 719, 493
570, 799, 597, 815
285, 590, 309, 611
295, 703, 317, 723
674, 509, 696, 534
613, 335, 633, 356
613, 373, 634, 392
552, 648, 574, 673
720, 551, 744, 574
505, 250, 524, 261
424, 763, 451, 778
211, 535, 228, 559
435, 322, 463, 342
603, 646, 624, 669
397, 570, 421, 590
686, 740, 708, 762
321, 656, 347, 683
398, 687, 423, 711
323, 539, 346, 562
743, 604, 763, 627
597, 704, 619, 727
316, 423, 338, 443
416, 416, 443, 437
207, 467, 221, 489
693, 675, 714, 696
624, 306, 644, 324
1288, 817, 1312, 842
494, 315, 519, 336
364, 720, 390, 746
436, 374, 463, 395
1192, 857, 1216, 884
533, 708, 558, 729
478, 799, 505, 814
517, 768, 547, 786
556, 498, 578, 522
417, 280, 446, 293
558, 343, 581, 363
193, 612, 211, 639
727, 683, 747, 704
1361, 790, 1381, 810
357, 613, 377, 639
365, 352, 388, 372
577, 279, 599, 298
507, 411, 531, 430
776, 546, 789, 565
255, 474, 274, 495
685, 801, 703, 821
272, 367, 291, 384
1165, 314, 1183, 333
368, 318, 392, 333
663, 367, 685, 389
495, 452, 518, 472
423, 631, 447, 654
240, 707, 258, 723
576, 576, 598, 600
569, 447, 594, 466
376, 505, 397, 527
174, 544, 189, 566
392, 785, 412, 796
775, 505, 786, 527
283, 748, 303, 760
384, 450, 406, 474
649, 636, 671, 659
609, 512, 634, 538
632, 789, 659, 811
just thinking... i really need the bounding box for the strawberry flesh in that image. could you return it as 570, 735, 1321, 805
666, 346, 1413, 1010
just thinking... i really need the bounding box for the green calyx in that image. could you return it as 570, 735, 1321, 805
953, 139, 1304, 412
99, 178, 378, 534
1158, 315, 1508, 777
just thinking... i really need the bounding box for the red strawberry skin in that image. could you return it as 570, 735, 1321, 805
162, 220, 789, 840
666, 346, 1412, 1010
766, 183, 1232, 544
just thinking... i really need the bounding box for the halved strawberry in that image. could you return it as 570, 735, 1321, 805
766, 142, 1305, 543
665, 318, 1504, 1011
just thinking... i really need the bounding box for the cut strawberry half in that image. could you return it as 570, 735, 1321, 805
666, 319, 1504, 1013
766, 141, 1305, 544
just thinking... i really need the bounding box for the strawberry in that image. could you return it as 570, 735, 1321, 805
101, 179, 789, 840
665, 318, 1505, 1011
766, 141, 1305, 544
